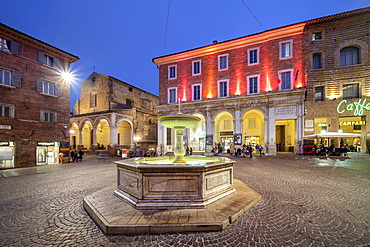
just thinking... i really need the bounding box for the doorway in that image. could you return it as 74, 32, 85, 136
276, 125, 285, 151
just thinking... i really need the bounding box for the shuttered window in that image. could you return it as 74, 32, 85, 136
0, 69, 21, 88
36, 79, 61, 97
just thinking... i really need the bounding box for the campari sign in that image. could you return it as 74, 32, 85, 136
336, 98, 370, 116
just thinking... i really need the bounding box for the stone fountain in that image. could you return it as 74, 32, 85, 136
114, 114, 235, 209
83, 113, 261, 234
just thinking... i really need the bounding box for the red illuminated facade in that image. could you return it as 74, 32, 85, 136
154, 23, 307, 155
156, 23, 306, 105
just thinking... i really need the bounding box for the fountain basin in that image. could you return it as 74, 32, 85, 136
157, 114, 200, 129
114, 157, 235, 210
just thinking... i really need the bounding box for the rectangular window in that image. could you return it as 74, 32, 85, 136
312, 53, 322, 69
0, 105, 11, 118
224, 120, 231, 130
43, 112, 55, 123
45, 55, 53, 67
248, 48, 259, 65
280, 40, 292, 59
192, 84, 202, 101
218, 54, 228, 70
247, 75, 259, 94
343, 83, 360, 99
168, 87, 177, 104
312, 31, 322, 41
43, 81, 55, 96
248, 118, 256, 128
168, 65, 177, 79
315, 86, 324, 101
0, 69, 11, 86
218, 80, 228, 98
0, 37, 10, 52
192, 60, 201, 75
280, 70, 292, 90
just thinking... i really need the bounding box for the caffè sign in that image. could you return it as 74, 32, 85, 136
336, 98, 370, 116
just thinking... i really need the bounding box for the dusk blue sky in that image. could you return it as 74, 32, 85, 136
1, 0, 369, 111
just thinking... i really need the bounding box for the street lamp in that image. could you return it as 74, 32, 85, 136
59, 69, 75, 83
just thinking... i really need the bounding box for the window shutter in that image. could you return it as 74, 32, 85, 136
36, 78, 43, 92
10, 41, 18, 55
54, 57, 61, 69
38, 51, 46, 64
12, 71, 21, 88
55, 84, 62, 97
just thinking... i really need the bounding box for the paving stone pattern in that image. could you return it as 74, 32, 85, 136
0, 153, 369, 246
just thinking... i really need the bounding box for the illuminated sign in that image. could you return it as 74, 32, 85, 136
336, 98, 370, 116
340, 121, 366, 126
37, 142, 58, 146
220, 131, 233, 136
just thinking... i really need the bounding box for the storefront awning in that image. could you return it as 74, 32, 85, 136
303, 132, 361, 139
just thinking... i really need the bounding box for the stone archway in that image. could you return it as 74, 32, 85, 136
117, 120, 131, 145
242, 109, 265, 148
96, 119, 110, 149
81, 120, 93, 149
214, 111, 234, 151
188, 113, 206, 152
70, 122, 79, 149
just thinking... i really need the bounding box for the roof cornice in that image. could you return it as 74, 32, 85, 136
0, 23, 79, 63
153, 22, 306, 65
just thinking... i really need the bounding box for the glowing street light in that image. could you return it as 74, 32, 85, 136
59, 69, 75, 83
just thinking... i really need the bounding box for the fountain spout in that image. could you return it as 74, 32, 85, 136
157, 114, 200, 164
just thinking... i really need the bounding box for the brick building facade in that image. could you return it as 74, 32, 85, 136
153, 7, 370, 156
303, 7, 370, 153
70, 72, 158, 155
0, 23, 79, 168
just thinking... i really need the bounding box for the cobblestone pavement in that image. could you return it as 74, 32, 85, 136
0, 153, 369, 246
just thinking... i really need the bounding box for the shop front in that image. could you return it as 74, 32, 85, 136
304, 97, 369, 153
336, 98, 369, 152
0, 141, 15, 168
220, 131, 234, 151
36, 142, 59, 165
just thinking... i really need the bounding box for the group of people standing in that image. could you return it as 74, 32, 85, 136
70, 149, 84, 162
211, 143, 223, 156
234, 143, 264, 157
185, 147, 193, 155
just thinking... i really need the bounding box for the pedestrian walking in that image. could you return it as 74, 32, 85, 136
247, 144, 253, 158
259, 145, 264, 156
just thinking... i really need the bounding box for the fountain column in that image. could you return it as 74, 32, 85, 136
173, 127, 186, 163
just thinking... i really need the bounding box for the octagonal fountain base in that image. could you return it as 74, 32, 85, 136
114, 156, 236, 210
83, 157, 261, 235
